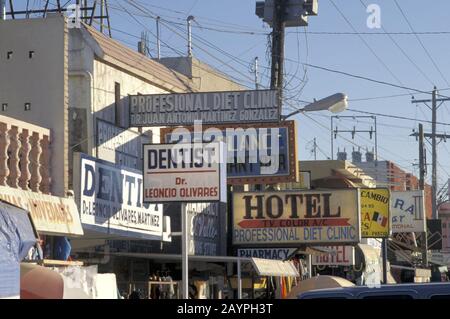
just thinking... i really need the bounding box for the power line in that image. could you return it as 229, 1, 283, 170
349, 92, 423, 102
122, 0, 261, 87
113, 1, 259, 89
358, 0, 434, 86
329, 0, 406, 88
303, 63, 450, 98
112, 1, 450, 101
311, 112, 421, 131
119, 0, 267, 33
346, 108, 450, 127
283, 101, 415, 167
300, 31, 450, 35
300, 111, 414, 172
393, 0, 450, 87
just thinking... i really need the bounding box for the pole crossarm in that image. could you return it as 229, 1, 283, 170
410, 132, 450, 139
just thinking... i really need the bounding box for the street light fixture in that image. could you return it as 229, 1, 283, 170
282, 93, 348, 120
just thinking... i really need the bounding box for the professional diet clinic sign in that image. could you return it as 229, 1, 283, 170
143, 142, 227, 203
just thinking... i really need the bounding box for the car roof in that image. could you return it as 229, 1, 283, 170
298, 282, 450, 298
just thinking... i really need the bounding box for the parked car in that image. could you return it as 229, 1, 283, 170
297, 282, 450, 299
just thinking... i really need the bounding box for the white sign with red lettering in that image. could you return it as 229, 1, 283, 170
312, 246, 355, 266
143, 142, 226, 203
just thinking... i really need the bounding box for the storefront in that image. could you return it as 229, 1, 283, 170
70, 153, 169, 296
96, 201, 228, 299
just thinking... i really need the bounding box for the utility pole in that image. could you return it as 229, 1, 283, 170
256, 0, 317, 109
313, 138, 317, 160
1, 0, 6, 20
254, 57, 259, 90
412, 87, 450, 219
418, 124, 428, 267
419, 124, 425, 191
99, 0, 104, 34
431, 88, 437, 220
83, 0, 88, 20
270, 0, 286, 109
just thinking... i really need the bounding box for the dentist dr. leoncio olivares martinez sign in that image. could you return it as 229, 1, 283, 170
143, 142, 226, 203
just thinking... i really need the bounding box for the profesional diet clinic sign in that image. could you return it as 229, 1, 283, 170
143, 142, 226, 203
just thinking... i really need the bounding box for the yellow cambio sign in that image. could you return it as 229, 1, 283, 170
360, 188, 390, 238
233, 190, 361, 246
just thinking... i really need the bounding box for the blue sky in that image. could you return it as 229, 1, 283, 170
8, 0, 450, 188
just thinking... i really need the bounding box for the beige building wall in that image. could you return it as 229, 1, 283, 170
0, 15, 68, 196
68, 35, 180, 168
300, 160, 348, 180
300, 160, 376, 188
91, 60, 167, 142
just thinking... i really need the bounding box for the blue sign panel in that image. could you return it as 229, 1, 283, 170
161, 121, 297, 184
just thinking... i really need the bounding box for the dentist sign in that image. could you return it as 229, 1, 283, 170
74, 153, 163, 240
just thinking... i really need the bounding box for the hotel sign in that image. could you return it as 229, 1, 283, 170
232, 190, 361, 246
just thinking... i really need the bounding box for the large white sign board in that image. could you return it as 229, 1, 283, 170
391, 190, 426, 233
143, 143, 226, 203
75, 153, 163, 240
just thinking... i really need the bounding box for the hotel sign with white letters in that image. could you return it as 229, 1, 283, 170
232, 190, 361, 246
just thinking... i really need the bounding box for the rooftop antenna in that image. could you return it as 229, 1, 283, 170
5, 0, 112, 38
187, 15, 194, 57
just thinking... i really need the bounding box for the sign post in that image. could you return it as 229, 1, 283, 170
143, 142, 226, 299
360, 188, 391, 284
382, 238, 388, 284
181, 202, 189, 299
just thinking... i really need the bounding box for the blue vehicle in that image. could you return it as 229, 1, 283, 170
297, 283, 450, 299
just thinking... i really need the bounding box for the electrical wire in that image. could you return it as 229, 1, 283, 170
302, 63, 450, 98
329, 0, 407, 88
112, 1, 450, 102
393, 0, 450, 87
300, 31, 450, 35
359, 0, 435, 86
346, 108, 450, 127
111, 1, 259, 89
300, 111, 414, 172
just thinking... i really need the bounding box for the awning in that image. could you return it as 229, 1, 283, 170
304, 246, 338, 256
0, 186, 84, 237
0, 200, 38, 298
250, 258, 299, 277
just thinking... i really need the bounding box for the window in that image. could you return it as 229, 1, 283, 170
24, 103, 31, 111
1, 103, 7, 111
7, 51, 13, 59
29, 51, 35, 59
